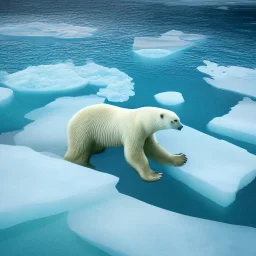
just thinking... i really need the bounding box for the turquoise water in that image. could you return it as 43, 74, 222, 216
0, 0, 256, 255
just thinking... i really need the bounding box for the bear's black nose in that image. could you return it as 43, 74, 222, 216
177, 125, 183, 131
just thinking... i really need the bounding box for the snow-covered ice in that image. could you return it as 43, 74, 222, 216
0, 144, 118, 230
0, 87, 13, 105
0, 22, 97, 39
208, 97, 256, 145
1, 61, 134, 102
197, 61, 256, 98
14, 95, 105, 156
154, 91, 184, 105
68, 193, 256, 256
155, 125, 256, 206
133, 30, 205, 58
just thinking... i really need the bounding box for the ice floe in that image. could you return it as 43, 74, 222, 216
0, 22, 97, 39
154, 91, 184, 105
14, 95, 105, 156
1, 61, 134, 102
155, 126, 256, 206
133, 30, 205, 58
0, 144, 118, 230
68, 192, 256, 256
197, 61, 256, 98
0, 87, 13, 105
208, 97, 256, 145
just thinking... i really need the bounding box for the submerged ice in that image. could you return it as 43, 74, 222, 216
0, 22, 97, 39
1, 61, 134, 102
0, 144, 118, 230
208, 97, 256, 145
133, 30, 205, 58
197, 60, 256, 98
155, 126, 256, 206
154, 91, 184, 105
68, 192, 256, 256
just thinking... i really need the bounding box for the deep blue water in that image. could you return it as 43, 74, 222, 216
0, 0, 256, 255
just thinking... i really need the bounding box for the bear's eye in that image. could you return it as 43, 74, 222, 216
174, 119, 178, 122
160, 114, 164, 119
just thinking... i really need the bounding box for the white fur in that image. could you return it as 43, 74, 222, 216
64, 104, 187, 182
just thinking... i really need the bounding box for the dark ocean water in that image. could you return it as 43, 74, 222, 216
0, 0, 256, 255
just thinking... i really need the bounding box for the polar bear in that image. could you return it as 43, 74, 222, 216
64, 104, 187, 182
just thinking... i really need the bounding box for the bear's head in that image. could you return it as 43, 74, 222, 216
138, 107, 183, 134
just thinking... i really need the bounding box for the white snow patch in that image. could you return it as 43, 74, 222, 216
0, 22, 97, 39
68, 192, 256, 256
1, 61, 134, 102
197, 61, 256, 98
14, 95, 105, 156
155, 125, 256, 206
133, 30, 205, 58
154, 91, 184, 105
208, 97, 256, 145
0, 87, 13, 105
0, 144, 118, 230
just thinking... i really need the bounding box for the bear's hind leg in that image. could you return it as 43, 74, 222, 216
64, 142, 95, 169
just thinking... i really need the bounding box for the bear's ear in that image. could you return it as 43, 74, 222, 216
160, 114, 164, 119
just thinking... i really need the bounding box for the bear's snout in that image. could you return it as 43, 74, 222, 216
177, 125, 183, 131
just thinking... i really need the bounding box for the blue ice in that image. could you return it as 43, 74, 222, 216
208, 97, 256, 145
68, 192, 256, 256
0, 144, 118, 230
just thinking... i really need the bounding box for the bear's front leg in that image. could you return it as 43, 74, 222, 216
144, 134, 187, 167
124, 139, 162, 182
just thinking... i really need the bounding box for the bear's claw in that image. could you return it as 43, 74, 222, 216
172, 153, 187, 166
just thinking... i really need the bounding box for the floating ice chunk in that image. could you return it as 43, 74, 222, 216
155, 125, 256, 206
1, 62, 134, 102
0, 144, 118, 230
0, 87, 13, 105
0, 22, 97, 39
14, 95, 104, 156
134, 49, 172, 58
68, 193, 256, 256
197, 61, 256, 98
154, 91, 184, 105
208, 97, 256, 145
133, 30, 205, 58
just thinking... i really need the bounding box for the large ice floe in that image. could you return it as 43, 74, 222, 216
197, 60, 256, 98
0, 61, 134, 102
12, 96, 256, 206
0, 144, 118, 230
154, 91, 184, 106
68, 192, 256, 256
133, 30, 205, 58
208, 97, 256, 145
14, 95, 105, 156
155, 126, 256, 206
0, 22, 97, 39
0, 87, 13, 106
